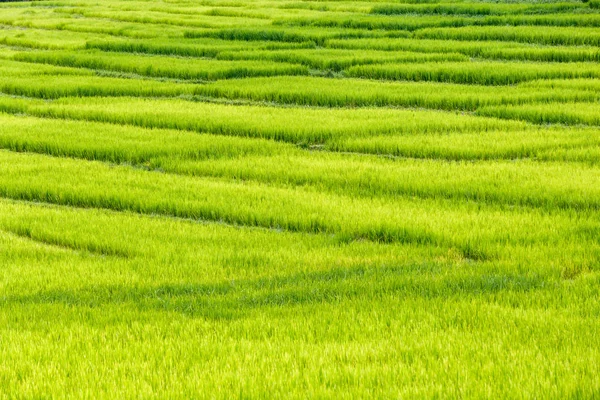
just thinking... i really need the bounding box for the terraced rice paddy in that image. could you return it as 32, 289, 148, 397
1, 0, 599, 398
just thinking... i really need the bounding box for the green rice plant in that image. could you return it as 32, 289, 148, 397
184, 26, 391, 46
1, 199, 598, 398
1, 12, 191, 39
3, 0, 600, 396
277, 1, 373, 13
274, 14, 477, 31
3, 113, 598, 210
0, 198, 447, 289
484, 13, 600, 28
195, 76, 597, 110
327, 37, 600, 62
477, 102, 600, 126
216, 48, 467, 71
13, 50, 309, 80
0, 57, 92, 76
2, 149, 598, 254
345, 61, 600, 85
0, 26, 109, 50
0, 96, 526, 144
4, 111, 600, 167
55, 6, 274, 30
0, 113, 292, 163
153, 153, 600, 211
329, 128, 600, 163
520, 78, 600, 97
85, 37, 315, 58
371, 3, 530, 16
327, 37, 526, 52
477, 46, 600, 63
0, 73, 204, 99
0, 75, 186, 98
415, 25, 600, 46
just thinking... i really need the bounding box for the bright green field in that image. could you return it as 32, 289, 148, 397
1, 0, 600, 398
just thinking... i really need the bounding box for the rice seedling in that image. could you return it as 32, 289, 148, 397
273, 14, 477, 32
3, 0, 600, 397
327, 36, 600, 62
1, 199, 598, 397
54, 6, 274, 31
2, 149, 599, 253
3, 113, 598, 211
13, 49, 309, 80
522, 78, 600, 92
215, 48, 467, 71
0, 113, 292, 163
345, 60, 600, 85
85, 37, 315, 58
0, 72, 204, 99
0, 26, 110, 50
194, 76, 597, 110
0, 96, 526, 144
329, 128, 600, 163
477, 102, 600, 126
415, 25, 600, 46
184, 25, 392, 46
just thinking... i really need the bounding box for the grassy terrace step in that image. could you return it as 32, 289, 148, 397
0, 96, 525, 144
153, 154, 600, 211
215, 48, 467, 70
0, 12, 195, 39
370, 3, 585, 16
13, 50, 309, 80
53, 7, 274, 30
0, 199, 447, 285
330, 128, 600, 163
274, 14, 481, 31
345, 61, 600, 85
2, 198, 598, 396
0, 58, 91, 76
477, 102, 600, 126
183, 26, 396, 45
275, 12, 600, 33
1, 150, 598, 259
0, 26, 115, 50
327, 38, 600, 63
85, 37, 315, 58
0, 113, 291, 163
0, 74, 203, 99
2, 113, 598, 164
3, 0, 600, 396
195, 76, 597, 110
2, 114, 599, 211
414, 26, 600, 46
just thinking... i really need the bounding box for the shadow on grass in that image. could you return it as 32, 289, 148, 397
2, 263, 546, 320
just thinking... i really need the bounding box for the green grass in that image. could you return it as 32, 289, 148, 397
415, 25, 600, 46
194, 76, 597, 110
328, 37, 600, 63
0, 96, 525, 144
13, 49, 309, 81
85, 37, 315, 58
345, 60, 600, 85
477, 102, 600, 126
2, 199, 598, 397
329, 128, 600, 163
2, 0, 600, 397
183, 25, 392, 45
215, 48, 468, 71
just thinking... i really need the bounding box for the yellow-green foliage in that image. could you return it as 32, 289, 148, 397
345, 61, 600, 85
1, 0, 600, 397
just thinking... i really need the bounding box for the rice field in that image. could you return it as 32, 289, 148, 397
1, 0, 599, 398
